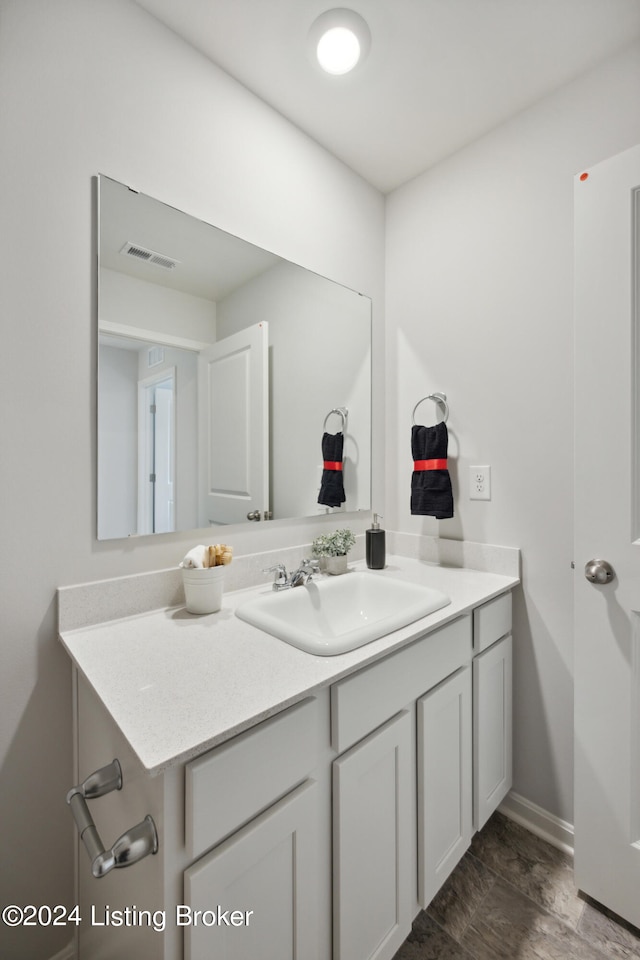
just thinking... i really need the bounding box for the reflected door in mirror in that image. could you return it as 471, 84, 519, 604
198, 323, 269, 526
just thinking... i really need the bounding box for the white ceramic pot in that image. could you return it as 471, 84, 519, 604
181, 565, 226, 614
324, 554, 348, 576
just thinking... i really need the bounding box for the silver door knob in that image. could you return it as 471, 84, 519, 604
584, 559, 614, 584
246, 511, 261, 521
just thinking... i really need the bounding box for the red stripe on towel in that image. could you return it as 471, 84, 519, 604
413, 459, 448, 471
324, 461, 343, 470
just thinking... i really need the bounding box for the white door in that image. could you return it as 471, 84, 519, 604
574, 142, 640, 926
198, 322, 268, 526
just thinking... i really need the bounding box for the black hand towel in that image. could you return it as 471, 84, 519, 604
318, 431, 345, 508
410, 421, 454, 519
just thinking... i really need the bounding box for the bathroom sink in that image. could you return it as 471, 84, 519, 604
235, 571, 450, 656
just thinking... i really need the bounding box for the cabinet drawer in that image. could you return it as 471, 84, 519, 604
186, 697, 321, 858
473, 592, 512, 654
331, 615, 471, 753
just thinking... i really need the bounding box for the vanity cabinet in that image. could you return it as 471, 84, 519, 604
72, 585, 513, 960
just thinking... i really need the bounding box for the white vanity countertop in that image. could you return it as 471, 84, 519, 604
59, 556, 518, 775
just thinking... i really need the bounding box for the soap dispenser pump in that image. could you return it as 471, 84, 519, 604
366, 514, 386, 570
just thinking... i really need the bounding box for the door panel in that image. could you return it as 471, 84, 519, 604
574, 142, 640, 925
198, 322, 268, 525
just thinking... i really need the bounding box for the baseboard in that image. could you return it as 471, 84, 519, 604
499, 790, 574, 857
48, 940, 75, 960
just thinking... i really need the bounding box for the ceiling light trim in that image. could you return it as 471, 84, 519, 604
308, 8, 371, 76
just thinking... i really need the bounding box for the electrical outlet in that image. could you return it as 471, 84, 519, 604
470, 465, 491, 500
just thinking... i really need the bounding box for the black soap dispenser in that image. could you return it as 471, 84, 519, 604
366, 514, 386, 569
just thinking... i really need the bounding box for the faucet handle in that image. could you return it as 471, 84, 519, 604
262, 563, 288, 588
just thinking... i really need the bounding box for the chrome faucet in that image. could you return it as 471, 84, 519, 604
289, 558, 320, 588
263, 559, 320, 591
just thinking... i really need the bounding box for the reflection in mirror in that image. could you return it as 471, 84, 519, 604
97, 175, 371, 540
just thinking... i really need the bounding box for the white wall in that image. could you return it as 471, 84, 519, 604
0, 2, 384, 957
217, 260, 372, 519
97, 339, 199, 538
385, 40, 640, 824
100, 266, 217, 344
97, 344, 138, 538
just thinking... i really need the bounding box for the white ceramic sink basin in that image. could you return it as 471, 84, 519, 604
235, 571, 450, 656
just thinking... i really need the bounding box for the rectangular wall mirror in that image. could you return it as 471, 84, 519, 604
97, 175, 372, 540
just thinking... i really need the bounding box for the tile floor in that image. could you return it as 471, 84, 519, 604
394, 811, 640, 960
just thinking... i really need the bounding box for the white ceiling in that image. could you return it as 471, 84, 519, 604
100, 174, 280, 300
134, 0, 640, 193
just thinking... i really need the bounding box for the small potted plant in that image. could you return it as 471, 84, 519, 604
311, 528, 356, 576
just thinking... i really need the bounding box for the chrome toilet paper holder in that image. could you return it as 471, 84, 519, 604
66, 759, 158, 879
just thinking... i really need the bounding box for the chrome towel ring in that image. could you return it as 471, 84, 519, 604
412, 392, 449, 425
323, 406, 348, 433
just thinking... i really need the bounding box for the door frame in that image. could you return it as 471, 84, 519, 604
137, 366, 176, 535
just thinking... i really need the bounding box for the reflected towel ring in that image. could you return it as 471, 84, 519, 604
412, 392, 449, 425
323, 406, 348, 433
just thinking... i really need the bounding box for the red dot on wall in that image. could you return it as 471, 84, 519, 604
580, 172, 589, 181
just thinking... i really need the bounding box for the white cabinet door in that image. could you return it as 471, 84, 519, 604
184, 779, 320, 960
333, 710, 413, 960
417, 666, 472, 908
473, 634, 513, 831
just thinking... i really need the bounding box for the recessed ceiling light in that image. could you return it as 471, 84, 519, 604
309, 8, 371, 76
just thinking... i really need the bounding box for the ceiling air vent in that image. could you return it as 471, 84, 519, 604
119, 241, 180, 270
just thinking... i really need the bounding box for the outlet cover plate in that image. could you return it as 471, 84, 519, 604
470, 465, 491, 500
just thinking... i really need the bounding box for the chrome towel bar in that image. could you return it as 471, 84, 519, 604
66, 759, 158, 879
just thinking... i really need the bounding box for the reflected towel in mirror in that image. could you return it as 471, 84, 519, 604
318, 432, 345, 508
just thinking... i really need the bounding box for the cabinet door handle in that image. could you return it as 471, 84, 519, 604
66, 759, 158, 878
